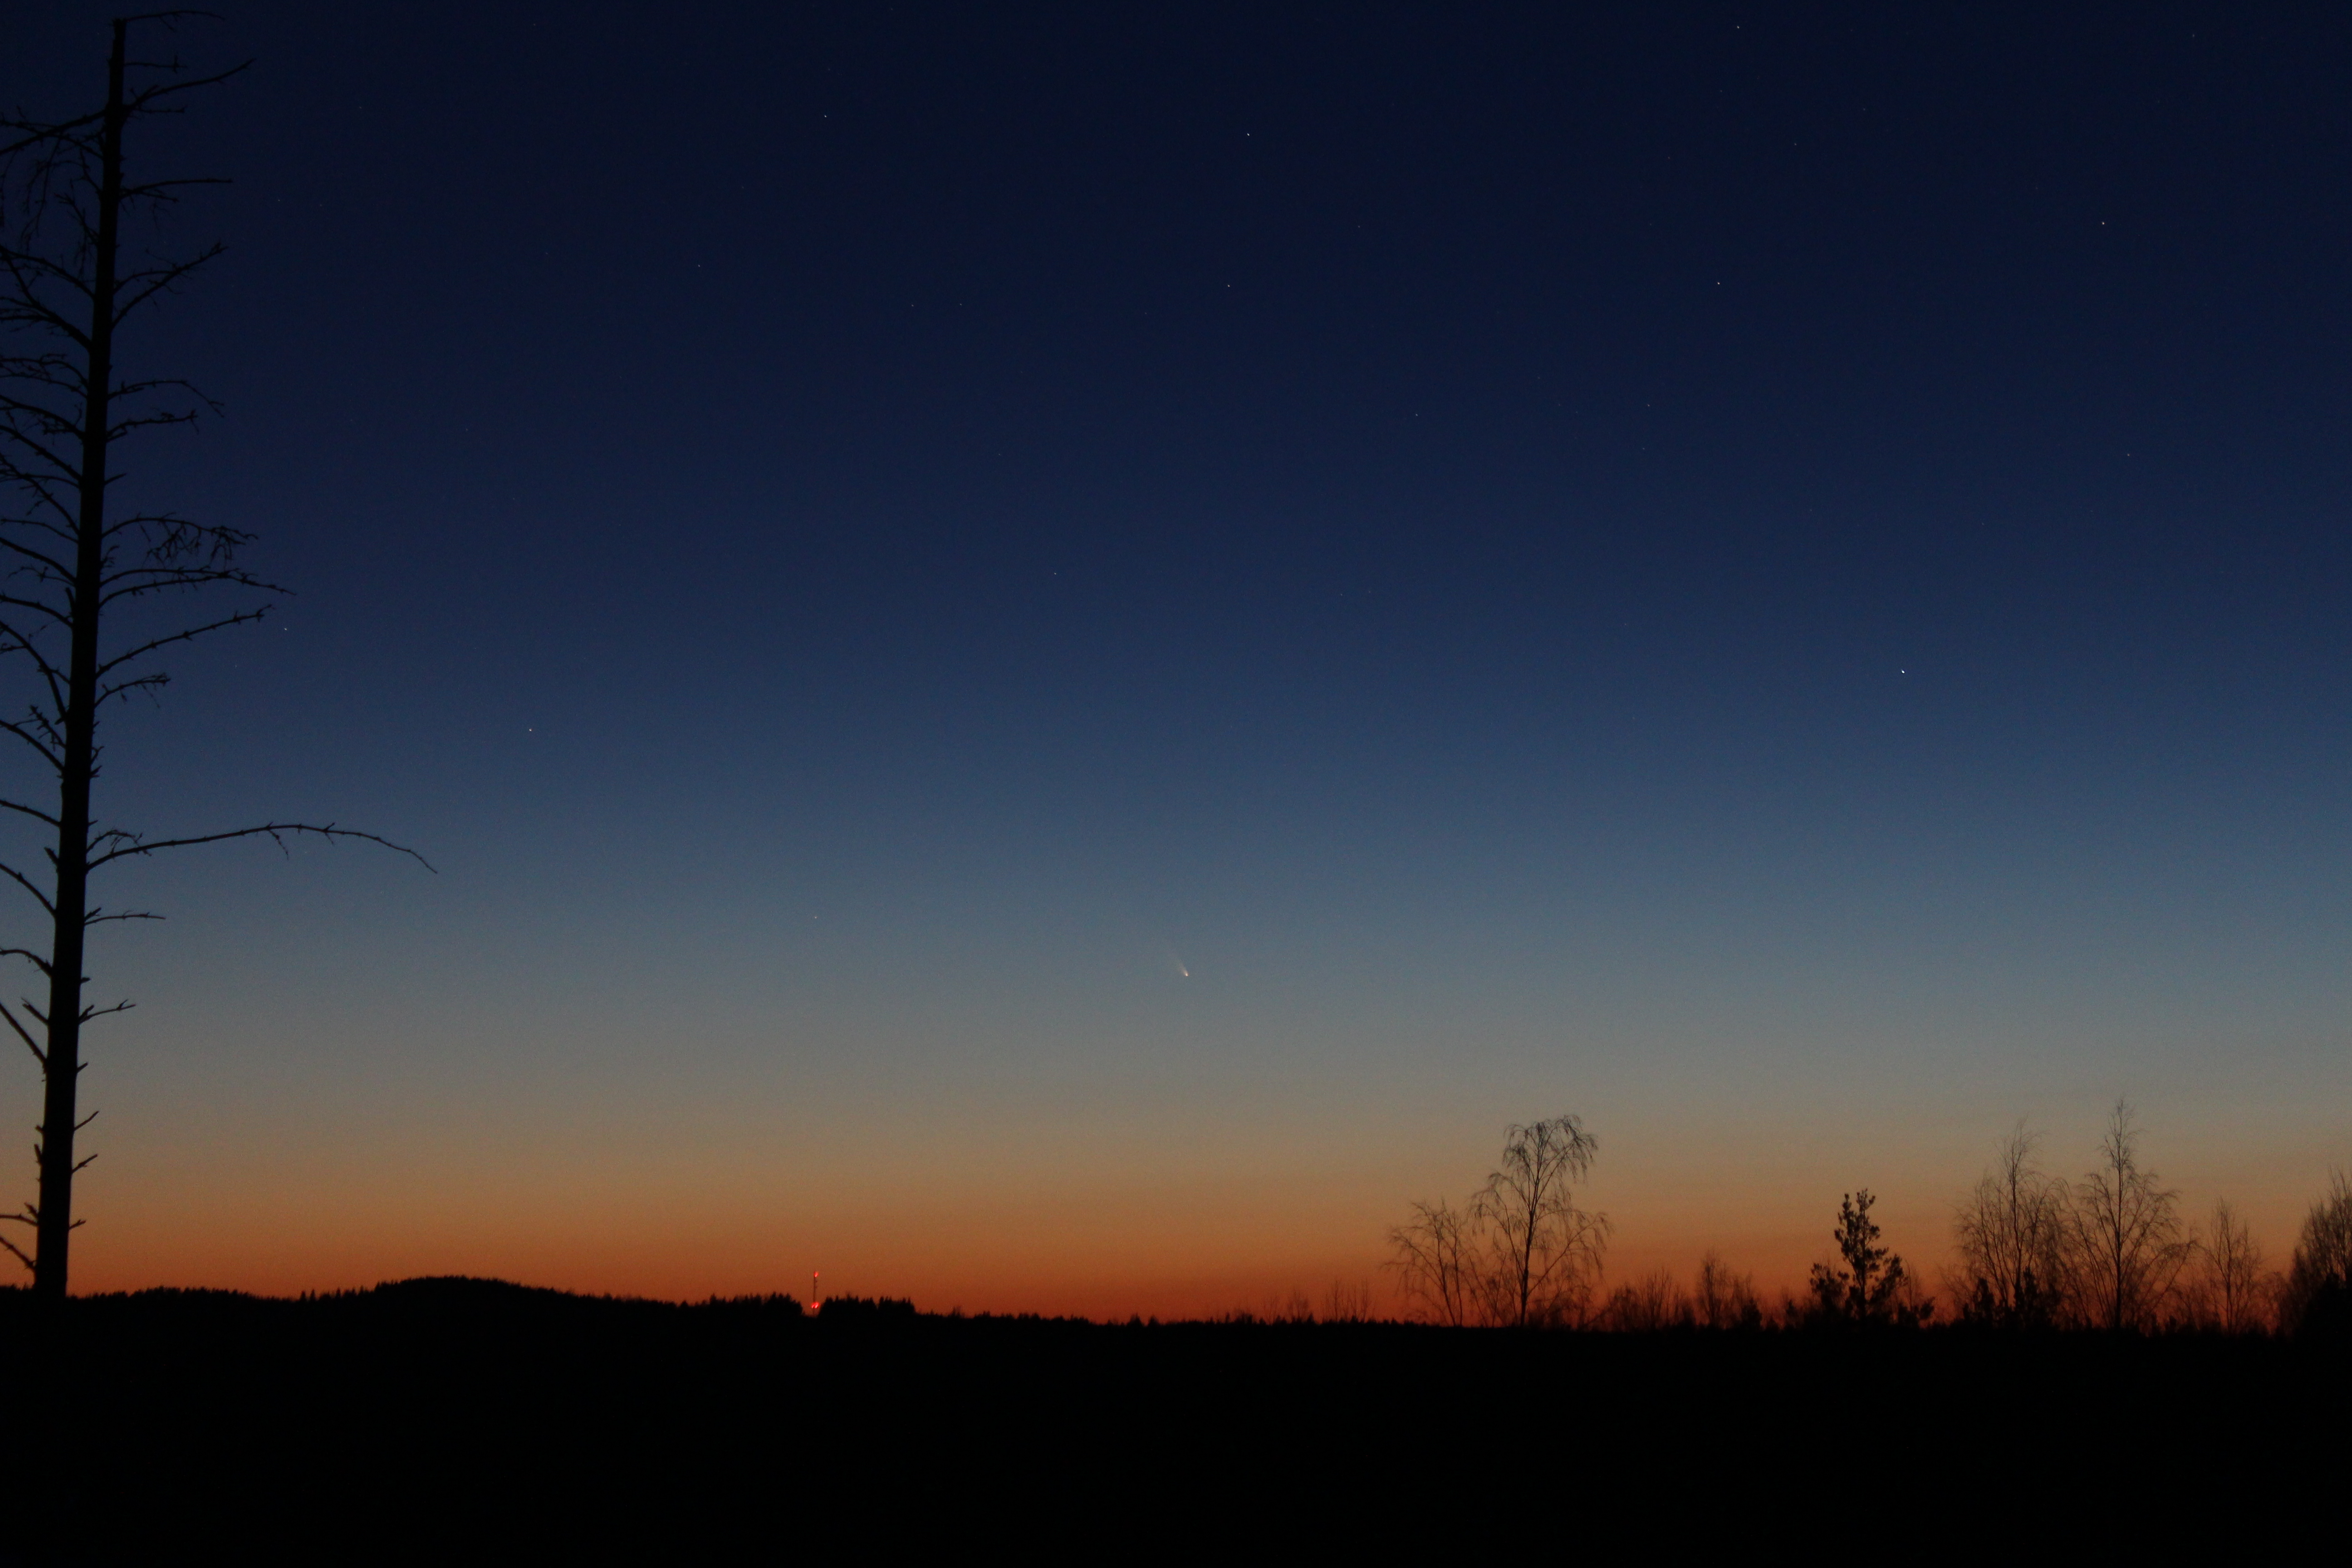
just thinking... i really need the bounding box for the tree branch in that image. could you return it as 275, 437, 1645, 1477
0, 860, 57, 916
88, 822, 436, 873
0, 1000, 44, 1066
0, 796, 59, 828
93, 605, 268, 678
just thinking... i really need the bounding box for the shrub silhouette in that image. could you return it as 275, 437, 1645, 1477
2283, 1172, 2352, 1338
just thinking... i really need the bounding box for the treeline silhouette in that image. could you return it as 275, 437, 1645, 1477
1389, 1099, 2352, 1336
2, 1268, 2343, 1560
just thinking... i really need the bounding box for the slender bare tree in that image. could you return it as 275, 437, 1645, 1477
1385, 1196, 1476, 1326
1597, 1268, 1690, 1331
1951, 1122, 2070, 1327
1470, 1112, 1610, 1327
1691, 1249, 1763, 1329
2185, 1199, 2273, 1334
1319, 1279, 1372, 1324
2067, 1099, 2188, 1332
0, 18, 424, 1301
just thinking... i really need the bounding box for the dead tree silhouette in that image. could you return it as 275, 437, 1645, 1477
0, 17, 426, 1301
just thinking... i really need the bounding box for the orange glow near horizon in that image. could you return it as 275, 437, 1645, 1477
52, 1082, 2336, 1320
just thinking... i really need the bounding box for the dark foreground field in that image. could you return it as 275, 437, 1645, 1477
1, 1278, 2342, 1562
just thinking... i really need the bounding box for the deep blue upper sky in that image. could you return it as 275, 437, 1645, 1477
7, 3, 2352, 1301
136, 2, 2352, 754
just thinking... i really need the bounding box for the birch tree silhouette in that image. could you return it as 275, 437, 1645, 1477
2067, 1100, 2187, 1333
1386, 1197, 1476, 1327
0, 17, 424, 1301
1951, 1123, 2070, 1328
1387, 1112, 1610, 1327
2187, 1198, 2273, 1334
1691, 1249, 1763, 1329
1471, 1113, 1610, 1327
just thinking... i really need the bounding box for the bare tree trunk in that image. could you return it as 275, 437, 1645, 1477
26, 18, 126, 1306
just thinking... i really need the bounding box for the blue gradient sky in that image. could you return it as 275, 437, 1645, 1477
6, 1, 2351, 1312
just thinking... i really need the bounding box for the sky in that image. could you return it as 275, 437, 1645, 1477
5, 1, 2351, 1316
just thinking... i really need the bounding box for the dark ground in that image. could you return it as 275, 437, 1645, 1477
0, 1278, 2339, 1562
